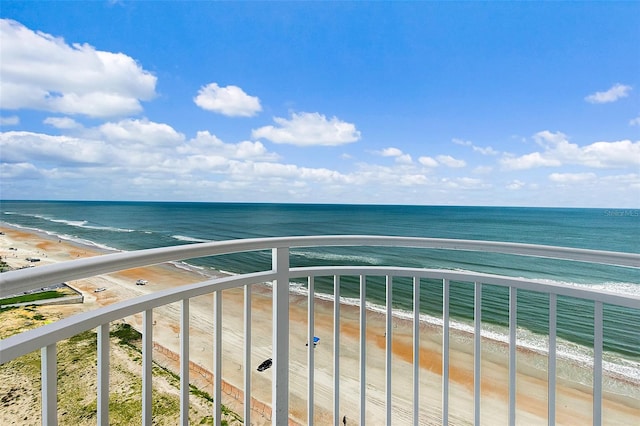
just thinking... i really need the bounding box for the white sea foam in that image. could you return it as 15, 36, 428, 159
2, 223, 121, 253
77, 224, 135, 233
286, 279, 640, 383
168, 261, 217, 278
49, 217, 135, 233
291, 249, 379, 264
3, 211, 135, 233
171, 235, 212, 243
456, 273, 640, 298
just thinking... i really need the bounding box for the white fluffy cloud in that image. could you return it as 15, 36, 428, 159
440, 177, 488, 189
0, 115, 19, 126
0, 119, 281, 177
500, 151, 562, 170
453, 138, 498, 155
0, 19, 157, 117
99, 118, 185, 147
549, 172, 597, 183
252, 112, 361, 146
506, 180, 525, 190
0, 131, 114, 165
380, 147, 403, 157
0, 162, 40, 179
585, 83, 632, 104
436, 155, 466, 168
44, 117, 80, 129
377, 147, 412, 164
501, 131, 640, 170
630, 115, 640, 126
418, 156, 438, 168
178, 131, 279, 161
194, 83, 262, 117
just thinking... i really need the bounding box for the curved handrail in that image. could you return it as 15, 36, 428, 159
1, 235, 639, 297
2, 236, 638, 426
3, 263, 639, 365
1, 270, 274, 364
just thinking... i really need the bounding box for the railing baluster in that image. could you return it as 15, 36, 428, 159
413, 276, 420, 426
243, 285, 251, 426
509, 287, 517, 426
593, 301, 603, 425
272, 246, 290, 424
97, 323, 109, 426
307, 276, 315, 425
334, 275, 340, 426
142, 311, 153, 426
41, 343, 57, 426
442, 278, 450, 425
548, 293, 557, 426
180, 298, 189, 426
474, 282, 482, 426
360, 274, 367, 426
386, 275, 393, 426
214, 291, 222, 426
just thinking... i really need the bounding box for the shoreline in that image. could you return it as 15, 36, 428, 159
1, 224, 639, 424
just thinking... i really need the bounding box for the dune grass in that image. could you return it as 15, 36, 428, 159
0, 308, 242, 425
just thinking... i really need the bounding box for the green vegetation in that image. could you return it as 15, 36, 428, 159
0, 309, 244, 425
110, 322, 142, 346
0, 290, 63, 306
0, 256, 9, 272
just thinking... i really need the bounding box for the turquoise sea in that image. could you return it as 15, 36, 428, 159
1, 201, 639, 382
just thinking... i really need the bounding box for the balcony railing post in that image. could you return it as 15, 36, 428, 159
97, 323, 110, 426
548, 293, 557, 426
333, 275, 341, 426
413, 276, 420, 426
442, 278, 450, 425
41, 343, 57, 426
509, 287, 517, 426
272, 246, 290, 425
386, 275, 393, 426
307, 276, 315, 425
474, 282, 482, 426
214, 290, 222, 426
244, 285, 252, 426
593, 301, 603, 425
143, 310, 153, 426
360, 275, 367, 425
180, 298, 190, 426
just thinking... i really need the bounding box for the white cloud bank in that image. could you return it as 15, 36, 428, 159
585, 83, 632, 104
194, 83, 262, 117
548, 172, 597, 183
501, 131, 640, 170
252, 112, 361, 146
0, 19, 157, 118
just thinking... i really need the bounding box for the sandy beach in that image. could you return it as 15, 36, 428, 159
1, 225, 638, 425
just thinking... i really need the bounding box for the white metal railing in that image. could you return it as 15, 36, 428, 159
1, 236, 639, 426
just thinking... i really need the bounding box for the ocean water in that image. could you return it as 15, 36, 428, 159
1, 201, 639, 382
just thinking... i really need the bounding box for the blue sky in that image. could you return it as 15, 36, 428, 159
1, 1, 639, 207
